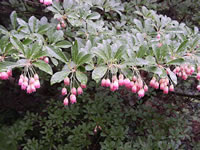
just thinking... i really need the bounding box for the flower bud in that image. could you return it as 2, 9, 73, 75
70, 94, 76, 104
71, 87, 77, 95
63, 98, 69, 106
77, 87, 83, 95
62, 88, 67, 96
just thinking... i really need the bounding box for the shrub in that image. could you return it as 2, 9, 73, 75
0, 0, 200, 105
0, 86, 197, 149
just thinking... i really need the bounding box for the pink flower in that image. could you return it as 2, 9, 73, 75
197, 73, 200, 80
24, 76, 29, 82
113, 81, 119, 90
110, 83, 115, 92
118, 79, 124, 86
29, 77, 35, 85
57, 24, 61, 30
21, 82, 28, 90
26, 85, 32, 94
144, 85, 148, 92
81, 84, 86, 89
7, 69, 12, 77
18, 78, 23, 86
132, 76, 137, 81
101, 79, 106, 87
34, 74, 39, 80
123, 78, 130, 87
71, 87, 77, 95
156, 34, 161, 40
154, 82, 159, 89
44, 0, 52, 5
169, 85, 174, 92
34, 80, 41, 89
150, 79, 155, 87
131, 85, 137, 93
0, 72, 9, 80
163, 86, 169, 94
197, 85, 200, 91
138, 89, 145, 98
63, 98, 69, 106
160, 83, 165, 90
64, 77, 70, 86
44, 57, 49, 63
77, 87, 83, 95
70, 94, 76, 104
62, 88, 67, 96
30, 84, 36, 92
105, 79, 111, 87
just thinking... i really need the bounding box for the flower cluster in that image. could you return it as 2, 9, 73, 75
101, 74, 148, 98
173, 64, 195, 80
150, 77, 174, 94
0, 69, 12, 80
196, 66, 200, 91
40, 56, 49, 64
62, 76, 86, 106
39, 0, 53, 5
18, 74, 41, 94
56, 18, 66, 30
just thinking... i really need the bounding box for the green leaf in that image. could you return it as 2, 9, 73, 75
76, 71, 88, 84
114, 46, 124, 59
144, 66, 163, 76
4, 43, 13, 54
152, 45, 160, 60
167, 68, 177, 85
85, 64, 94, 71
17, 18, 30, 34
32, 60, 53, 75
137, 45, 146, 58
160, 44, 168, 58
87, 12, 100, 20
38, 24, 49, 34
106, 44, 112, 59
55, 40, 72, 48
23, 39, 33, 45
134, 19, 143, 31
32, 50, 47, 60
71, 41, 79, 63
50, 57, 58, 66
17, 18, 27, 26
0, 25, 9, 35
51, 30, 64, 43
94, 49, 108, 61
28, 42, 43, 59
46, 46, 68, 63
77, 54, 92, 66
191, 37, 199, 49
167, 58, 184, 65
92, 66, 107, 82
10, 36, 25, 54
63, 0, 73, 9
52, 0, 62, 13
0, 60, 26, 72
47, 6, 60, 13
10, 11, 17, 29
50, 71, 70, 85
176, 40, 188, 53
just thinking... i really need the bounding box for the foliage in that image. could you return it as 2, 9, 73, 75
0, 85, 198, 150
0, 0, 200, 102
0, 1, 200, 149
